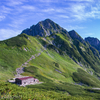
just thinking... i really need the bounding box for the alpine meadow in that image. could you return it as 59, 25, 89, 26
1, 19, 100, 100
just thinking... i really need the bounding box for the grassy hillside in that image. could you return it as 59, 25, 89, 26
0, 33, 100, 99
0, 81, 96, 100
0, 33, 80, 82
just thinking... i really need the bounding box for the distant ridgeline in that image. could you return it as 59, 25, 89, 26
85, 37, 100, 52
21, 19, 100, 74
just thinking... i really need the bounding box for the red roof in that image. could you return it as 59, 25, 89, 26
16, 76, 34, 80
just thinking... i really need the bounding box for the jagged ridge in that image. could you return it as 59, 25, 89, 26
21, 19, 70, 37
85, 37, 100, 52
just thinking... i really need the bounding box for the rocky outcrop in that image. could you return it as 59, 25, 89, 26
68, 30, 85, 44
85, 37, 100, 52
16, 53, 41, 77
21, 19, 70, 37
85, 37, 100, 46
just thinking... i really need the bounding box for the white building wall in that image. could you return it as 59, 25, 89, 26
22, 78, 34, 85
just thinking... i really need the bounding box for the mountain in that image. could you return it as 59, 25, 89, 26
85, 37, 100, 52
21, 19, 70, 37
1, 19, 100, 99
68, 30, 85, 44
21, 19, 100, 73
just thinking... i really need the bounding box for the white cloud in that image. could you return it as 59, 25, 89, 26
69, 3, 87, 20
58, 15, 69, 18
1, 6, 12, 14
65, 25, 85, 31
0, 15, 5, 21
55, 9, 66, 13
67, 1, 100, 21
0, 6, 12, 21
37, 0, 100, 21
0, 29, 21, 41
6, 0, 27, 6
72, 4, 85, 13
8, 15, 27, 28
35, 0, 58, 2
84, 33, 94, 36
42, 7, 67, 14
67, 0, 94, 2
38, 0, 93, 3
80, 32, 95, 39
42, 8, 55, 12
21, 5, 35, 11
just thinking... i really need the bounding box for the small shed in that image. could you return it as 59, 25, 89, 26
15, 76, 39, 85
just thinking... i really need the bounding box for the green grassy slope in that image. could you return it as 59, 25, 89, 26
0, 34, 42, 80
0, 33, 100, 99
0, 82, 95, 100
0, 33, 100, 85
0, 33, 80, 82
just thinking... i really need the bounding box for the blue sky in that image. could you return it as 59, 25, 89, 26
0, 0, 100, 40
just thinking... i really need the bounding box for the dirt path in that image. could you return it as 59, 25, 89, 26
8, 53, 42, 85
15, 53, 41, 78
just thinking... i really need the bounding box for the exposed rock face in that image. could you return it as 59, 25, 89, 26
21, 19, 70, 37
68, 30, 85, 44
85, 37, 100, 46
85, 37, 100, 52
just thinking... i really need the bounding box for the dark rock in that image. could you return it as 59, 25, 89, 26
85, 37, 100, 52
21, 19, 70, 37
85, 37, 100, 46
68, 30, 85, 44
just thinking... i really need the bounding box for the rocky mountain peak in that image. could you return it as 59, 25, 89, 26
85, 37, 100, 46
85, 37, 100, 52
43, 19, 55, 25
68, 30, 85, 44
21, 19, 70, 37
